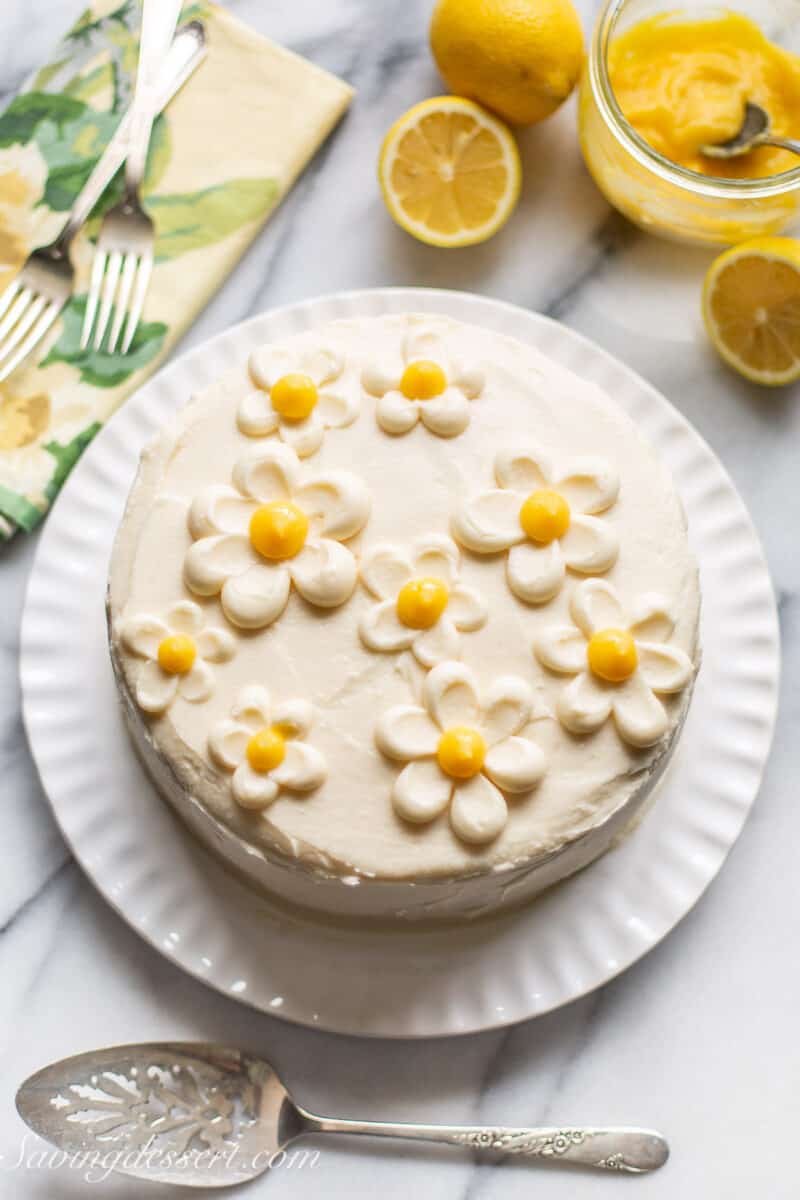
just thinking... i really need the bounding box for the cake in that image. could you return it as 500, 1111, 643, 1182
108, 312, 700, 921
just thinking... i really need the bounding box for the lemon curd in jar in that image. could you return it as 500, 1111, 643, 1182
580, 2, 800, 245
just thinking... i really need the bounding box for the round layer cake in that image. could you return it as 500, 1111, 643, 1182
108, 312, 700, 921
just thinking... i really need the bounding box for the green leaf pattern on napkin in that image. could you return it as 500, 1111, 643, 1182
0, 0, 280, 536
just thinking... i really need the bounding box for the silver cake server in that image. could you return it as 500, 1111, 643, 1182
16, 1042, 668, 1183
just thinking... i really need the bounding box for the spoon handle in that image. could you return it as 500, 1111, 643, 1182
299, 1112, 668, 1173
763, 136, 800, 157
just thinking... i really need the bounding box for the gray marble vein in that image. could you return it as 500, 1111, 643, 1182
1, 0, 798, 1196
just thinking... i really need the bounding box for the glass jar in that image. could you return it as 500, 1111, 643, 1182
579, 0, 800, 245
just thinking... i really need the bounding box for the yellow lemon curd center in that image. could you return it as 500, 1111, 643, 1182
519, 488, 571, 544
609, 13, 800, 179
396, 576, 449, 629
249, 501, 309, 561
270, 373, 318, 421
157, 634, 196, 676
400, 360, 447, 400
587, 628, 638, 683
246, 726, 287, 773
437, 726, 487, 780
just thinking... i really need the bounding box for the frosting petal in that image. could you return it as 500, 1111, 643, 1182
507, 540, 565, 604
482, 676, 534, 744
494, 445, 553, 494
420, 390, 470, 438
360, 599, 417, 653
196, 626, 237, 663
278, 411, 325, 459
248, 347, 291, 391
402, 326, 450, 369
237, 389, 279, 438
630, 594, 676, 643
451, 488, 524, 553
135, 661, 178, 714
424, 661, 480, 730
360, 544, 414, 599
119, 614, 168, 660
413, 616, 460, 668
232, 762, 279, 810
232, 443, 301, 504
271, 741, 327, 791
305, 346, 344, 387
449, 773, 507, 844
178, 660, 214, 703
317, 388, 359, 429
412, 534, 460, 586
534, 626, 587, 675
272, 699, 314, 738
221, 563, 291, 628
361, 363, 399, 398
554, 457, 620, 514
290, 539, 358, 608
232, 684, 272, 728
188, 485, 253, 538
612, 675, 669, 747
484, 735, 547, 793
376, 390, 419, 435
557, 672, 613, 735
636, 642, 694, 693
570, 578, 627, 637
452, 363, 485, 399
447, 582, 488, 631
184, 534, 254, 596
558, 514, 619, 574
392, 759, 452, 824
166, 600, 204, 635
375, 704, 440, 761
208, 718, 249, 770
294, 471, 371, 541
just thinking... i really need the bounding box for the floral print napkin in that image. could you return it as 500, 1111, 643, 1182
0, 1, 353, 538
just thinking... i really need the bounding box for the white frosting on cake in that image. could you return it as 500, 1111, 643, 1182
108, 313, 700, 920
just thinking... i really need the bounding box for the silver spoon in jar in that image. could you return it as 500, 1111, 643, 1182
16, 1043, 669, 1183
701, 100, 800, 159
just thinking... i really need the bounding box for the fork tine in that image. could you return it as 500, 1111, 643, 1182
107, 251, 138, 355
0, 278, 21, 325
121, 254, 153, 354
0, 300, 61, 383
0, 287, 33, 345
81, 250, 107, 350
93, 249, 123, 351
0, 294, 47, 370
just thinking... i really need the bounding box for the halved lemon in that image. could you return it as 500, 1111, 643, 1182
378, 96, 521, 248
702, 237, 800, 385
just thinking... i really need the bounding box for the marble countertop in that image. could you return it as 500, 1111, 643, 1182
1, 0, 797, 1195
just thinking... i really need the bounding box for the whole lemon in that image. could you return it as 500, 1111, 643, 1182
430, 0, 585, 126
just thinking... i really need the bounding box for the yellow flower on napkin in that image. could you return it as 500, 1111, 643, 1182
0, 0, 352, 537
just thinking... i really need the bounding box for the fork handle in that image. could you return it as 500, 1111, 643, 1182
124, 0, 184, 191
53, 22, 206, 253
298, 1111, 669, 1174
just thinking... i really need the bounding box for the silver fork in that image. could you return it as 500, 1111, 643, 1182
0, 21, 206, 384
81, 0, 184, 356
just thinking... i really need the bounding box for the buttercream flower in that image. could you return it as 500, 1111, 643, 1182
534, 579, 695, 748
208, 685, 326, 810
118, 600, 236, 715
359, 534, 487, 666
361, 324, 485, 438
452, 444, 620, 604
240, 343, 358, 458
184, 443, 371, 630
375, 662, 547, 845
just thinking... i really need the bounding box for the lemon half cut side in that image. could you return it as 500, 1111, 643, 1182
378, 96, 521, 248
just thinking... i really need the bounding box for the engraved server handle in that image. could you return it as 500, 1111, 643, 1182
298, 1112, 669, 1173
